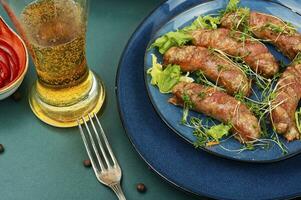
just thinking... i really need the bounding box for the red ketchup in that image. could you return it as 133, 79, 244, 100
0, 39, 19, 89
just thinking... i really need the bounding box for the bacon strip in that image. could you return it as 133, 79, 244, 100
169, 82, 261, 142
191, 28, 279, 77
221, 11, 301, 60
271, 62, 301, 141
164, 46, 251, 96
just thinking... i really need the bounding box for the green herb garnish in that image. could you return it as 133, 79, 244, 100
147, 54, 193, 93
224, 0, 240, 13
295, 108, 301, 135
217, 64, 224, 72
198, 92, 206, 100
181, 92, 194, 124
182, 92, 194, 109
206, 124, 232, 141
264, 22, 296, 36
186, 117, 232, 148
194, 70, 225, 91
292, 52, 301, 65
183, 15, 221, 32
150, 31, 193, 54
149, 15, 220, 54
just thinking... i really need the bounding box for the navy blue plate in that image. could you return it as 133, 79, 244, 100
144, 0, 301, 162
116, 0, 301, 199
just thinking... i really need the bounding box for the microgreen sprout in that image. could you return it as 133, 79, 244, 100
210, 48, 273, 91
262, 22, 297, 42
295, 108, 301, 136
264, 22, 296, 35
183, 117, 232, 148
292, 52, 301, 65
194, 70, 226, 92
224, 0, 240, 14
181, 92, 194, 124
250, 131, 289, 155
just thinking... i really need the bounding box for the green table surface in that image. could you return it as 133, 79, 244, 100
0, 0, 206, 199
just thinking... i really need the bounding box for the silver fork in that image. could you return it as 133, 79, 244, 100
78, 113, 126, 200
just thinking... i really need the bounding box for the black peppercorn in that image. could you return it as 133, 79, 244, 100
83, 159, 92, 168
137, 183, 147, 193
0, 144, 4, 154
11, 91, 22, 101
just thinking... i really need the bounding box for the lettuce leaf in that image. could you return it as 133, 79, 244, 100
149, 0, 242, 55
295, 108, 301, 134
206, 124, 232, 141
150, 31, 193, 54
150, 15, 220, 54
183, 15, 221, 32
147, 54, 194, 93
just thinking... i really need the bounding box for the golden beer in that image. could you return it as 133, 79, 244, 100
2, 0, 105, 127
21, 0, 88, 88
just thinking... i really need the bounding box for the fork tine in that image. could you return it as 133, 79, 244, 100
78, 120, 99, 175
93, 113, 118, 165
82, 117, 105, 171
88, 114, 111, 168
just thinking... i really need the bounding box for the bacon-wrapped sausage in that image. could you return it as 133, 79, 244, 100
164, 46, 251, 96
169, 82, 261, 142
221, 11, 301, 60
191, 28, 279, 77
271, 61, 301, 141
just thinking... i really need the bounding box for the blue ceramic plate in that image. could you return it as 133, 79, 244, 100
144, 0, 301, 162
117, 0, 301, 199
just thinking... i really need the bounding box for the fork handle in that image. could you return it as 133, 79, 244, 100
110, 183, 126, 200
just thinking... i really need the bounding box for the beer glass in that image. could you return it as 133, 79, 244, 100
1, 0, 105, 127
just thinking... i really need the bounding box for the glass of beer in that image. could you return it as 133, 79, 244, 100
1, 0, 105, 127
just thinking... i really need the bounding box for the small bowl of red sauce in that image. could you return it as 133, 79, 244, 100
0, 17, 28, 100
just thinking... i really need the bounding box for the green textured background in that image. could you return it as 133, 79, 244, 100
0, 0, 205, 199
